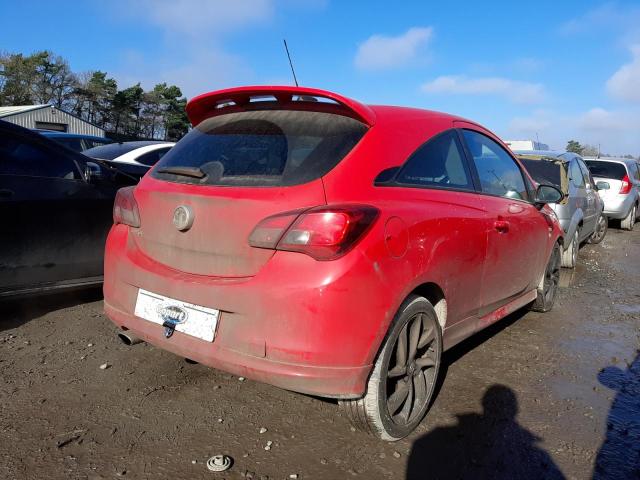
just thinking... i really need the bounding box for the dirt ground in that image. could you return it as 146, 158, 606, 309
1, 226, 639, 480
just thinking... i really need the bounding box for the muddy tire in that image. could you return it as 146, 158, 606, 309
621, 205, 636, 231
588, 214, 608, 244
530, 243, 561, 313
561, 229, 579, 268
339, 295, 442, 441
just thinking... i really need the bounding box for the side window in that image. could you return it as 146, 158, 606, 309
136, 148, 171, 167
630, 163, 640, 181
396, 130, 473, 190
577, 160, 593, 187
0, 132, 81, 179
569, 160, 585, 188
462, 130, 528, 201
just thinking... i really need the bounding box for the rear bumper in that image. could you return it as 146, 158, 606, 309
105, 302, 370, 398
601, 194, 635, 219
103, 225, 392, 398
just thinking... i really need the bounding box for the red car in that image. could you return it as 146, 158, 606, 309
104, 86, 564, 440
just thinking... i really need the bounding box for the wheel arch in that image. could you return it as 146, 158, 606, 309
409, 282, 448, 330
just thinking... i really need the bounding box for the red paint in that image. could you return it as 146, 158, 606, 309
103, 86, 563, 398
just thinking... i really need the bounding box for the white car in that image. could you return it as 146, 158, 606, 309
84, 141, 175, 179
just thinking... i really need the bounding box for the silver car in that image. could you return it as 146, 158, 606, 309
584, 157, 640, 231
518, 151, 606, 268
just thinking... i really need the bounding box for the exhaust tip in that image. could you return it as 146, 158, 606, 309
118, 332, 143, 346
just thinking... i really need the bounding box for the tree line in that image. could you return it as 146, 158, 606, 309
0, 50, 189, 141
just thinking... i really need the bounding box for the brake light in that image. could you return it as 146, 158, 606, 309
248, 205, 379, 260
620, 174, 632, 194
113, 186, 141, 227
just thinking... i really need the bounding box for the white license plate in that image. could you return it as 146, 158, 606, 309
134, 289, 220, 342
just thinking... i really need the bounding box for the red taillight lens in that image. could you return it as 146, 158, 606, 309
619, 174, 632, 194
248, 205, 379, 260
113, 186, 141, 227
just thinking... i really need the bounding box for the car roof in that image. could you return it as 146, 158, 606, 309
514, 150, 580, 162
583, 156, 637, 166
34, 130, 109, 141
84, 141, 173, 160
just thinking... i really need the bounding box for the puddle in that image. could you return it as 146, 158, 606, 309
559, 263, 587, 288
614, 304, 640, 314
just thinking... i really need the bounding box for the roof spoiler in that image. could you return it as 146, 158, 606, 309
186, 86, 376, 127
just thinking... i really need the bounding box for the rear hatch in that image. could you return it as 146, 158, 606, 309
585, 160, 627, 200
133, 107, 367, 277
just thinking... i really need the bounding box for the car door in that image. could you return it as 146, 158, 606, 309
578, 159, 598, 234
458, 128, 549, 316
0, 128, 114, 292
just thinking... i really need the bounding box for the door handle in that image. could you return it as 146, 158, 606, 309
0, 189, 13, 199
494, 220, 510, 233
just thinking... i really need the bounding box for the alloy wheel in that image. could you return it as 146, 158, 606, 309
385, 313, 440, 425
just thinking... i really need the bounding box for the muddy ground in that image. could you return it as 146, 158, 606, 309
1, 226, 639, 480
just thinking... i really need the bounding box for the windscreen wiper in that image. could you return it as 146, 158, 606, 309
157, 166, 206, 179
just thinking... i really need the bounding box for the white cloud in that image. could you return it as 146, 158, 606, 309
129, 0, 275, 37
504, 107, 640, 155
559, 3, 640, 43
421, 75, 546, 104
606, 45, 640, 102
355, 27, 433, 70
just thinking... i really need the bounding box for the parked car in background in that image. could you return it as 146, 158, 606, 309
517, 151, 606, 267
103, 86, 565, 441
584, 157, 640, 231
84, 141, 174, 180
0, 120, 136, 298
35, 130, 113, 152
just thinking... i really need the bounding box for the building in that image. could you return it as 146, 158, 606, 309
0, 104, 105, 137
504, 139, 549, 151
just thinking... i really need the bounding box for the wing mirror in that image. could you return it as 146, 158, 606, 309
596, 181, 610, 191
535, 184, 564, 207
85, 161, 106, 183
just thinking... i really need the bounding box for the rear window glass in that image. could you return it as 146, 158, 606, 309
520, 159, 564, 190
151, 110, 367, 186
585, 161, 627, 180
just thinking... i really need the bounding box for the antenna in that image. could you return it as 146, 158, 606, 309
283, 39, 299, 87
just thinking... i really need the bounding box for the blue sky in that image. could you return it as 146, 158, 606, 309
2, 0, 640, 153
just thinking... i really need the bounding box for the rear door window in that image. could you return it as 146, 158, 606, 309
396, 130, 474, 190
0, 132, 81, 179
462, 130, 529, 201
585, 161, 627, 180
152, 110, 367, 186
569, 160, 585, 188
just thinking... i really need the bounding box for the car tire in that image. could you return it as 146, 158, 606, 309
530, 242, 561, 313
621, 205, 636, 231
339, 295, 442, 441
561, 229, 579, 268
588, 215, 608, 244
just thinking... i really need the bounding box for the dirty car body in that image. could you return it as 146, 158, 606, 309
0, 120, 137, 298
103, 86, 564, 403
517, 151, 602, 244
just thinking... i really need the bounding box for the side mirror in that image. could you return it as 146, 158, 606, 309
596, 181, 610, 191
85, 161, 105, 182
374, 166, 400, 186
535, 184, 564, 206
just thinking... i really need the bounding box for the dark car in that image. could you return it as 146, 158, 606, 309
35, 130, 113, 152
0, 120, 135, 298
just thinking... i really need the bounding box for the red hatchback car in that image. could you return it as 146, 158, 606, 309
104, 86, 564, 440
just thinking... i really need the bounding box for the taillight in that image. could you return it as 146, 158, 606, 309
620, 174, 632, 194
113, 186, 141, 227
248, 205, 379, 260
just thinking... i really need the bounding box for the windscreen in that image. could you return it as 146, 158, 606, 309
520, 159, 563, 190
585, 160, 627, 180
84, 143, 147, 160
152, 110, 367, 186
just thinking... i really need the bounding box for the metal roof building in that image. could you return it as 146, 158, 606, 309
0, 105, 105, 137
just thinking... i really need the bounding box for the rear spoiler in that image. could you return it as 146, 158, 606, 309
186, 86, 376, 128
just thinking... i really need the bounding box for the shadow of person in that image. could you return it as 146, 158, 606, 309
593, 351, 640, 480
406, 384, 565, 480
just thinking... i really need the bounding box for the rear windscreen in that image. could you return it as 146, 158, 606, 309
151, 110, 367, 186
520, 159, 564, 190
585, 161, 627, 180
